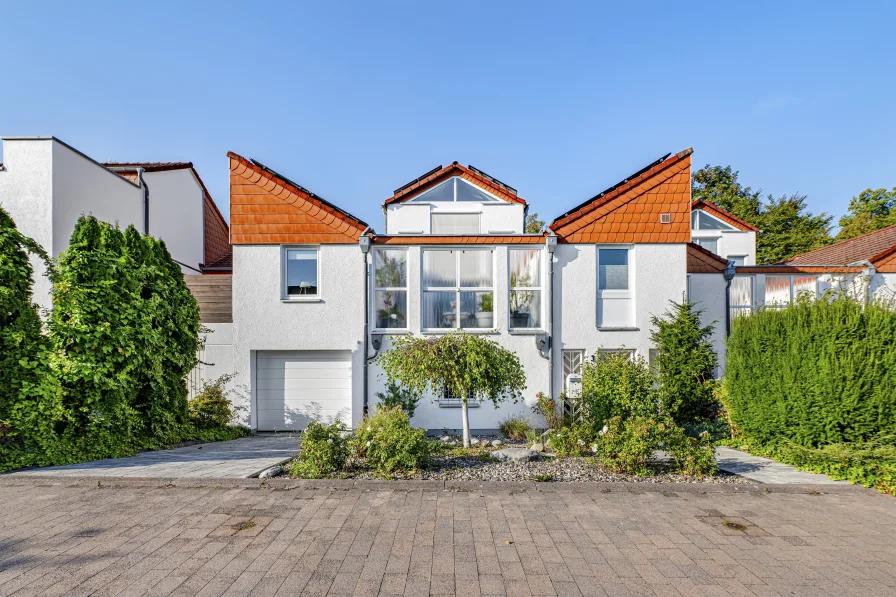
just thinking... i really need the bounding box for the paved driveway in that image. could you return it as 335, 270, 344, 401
6, 434, 299, 479
0, 478, 891, 597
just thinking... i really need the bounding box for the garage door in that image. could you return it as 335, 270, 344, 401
256, 351, 352, 431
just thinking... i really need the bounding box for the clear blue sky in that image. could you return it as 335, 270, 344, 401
2, 1, 893, 229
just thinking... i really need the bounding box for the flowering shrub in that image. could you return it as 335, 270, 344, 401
353, 407, 430, 473
580, 354, 658, 428
595, 416, 666, 476
664, 426, 718, 477
546, 426, 594, 457
290, 420, 349, 478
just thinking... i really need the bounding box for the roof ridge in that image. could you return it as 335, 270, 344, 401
385, 162, 527, 206
691, 198, 760, 232
785, 222, 896, 263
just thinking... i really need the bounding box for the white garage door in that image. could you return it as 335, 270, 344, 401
255, 351, 352, 431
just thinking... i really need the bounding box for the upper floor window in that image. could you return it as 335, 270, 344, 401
411, 176, 501, 203
284, 248, 319, 298
509, 248, 542, 329
695, 237, 719, 255
422, 249, 493, 330
374, 249, 408, 329
597, 247, 632, 328
432, 213, 480, 234
691, 210, 735, 231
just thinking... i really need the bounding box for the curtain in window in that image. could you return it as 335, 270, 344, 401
422, 249, 493, 329
509, 248, 542, 329
431, 213, 480, 234
765, 275, 791, 307
374, 249, 408, 328
598, 249, 628, 290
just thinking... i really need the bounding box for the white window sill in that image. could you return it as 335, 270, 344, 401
438, 403, 481, 409
421, 329, 499, 335
281, 297, 323, 303
596, 327, 639, 331
508, 329, 545, 335
372, 329, 410, 335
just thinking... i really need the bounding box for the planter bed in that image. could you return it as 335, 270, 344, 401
286, 436, 749, 484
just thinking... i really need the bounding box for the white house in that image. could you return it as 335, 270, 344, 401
0, 136, 231, 310
690, 199, 758, 265
225, 148, 734, 432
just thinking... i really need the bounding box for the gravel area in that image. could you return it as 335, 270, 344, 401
287, 436, 750, 484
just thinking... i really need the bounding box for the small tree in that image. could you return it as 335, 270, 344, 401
649, 300, 718, 425
376, 332, 527, 447
525, 213, 545, 234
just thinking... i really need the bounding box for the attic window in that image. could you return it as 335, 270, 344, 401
410, 177, 501, 203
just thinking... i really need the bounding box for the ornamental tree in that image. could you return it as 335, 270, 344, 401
375, 332, 527, 447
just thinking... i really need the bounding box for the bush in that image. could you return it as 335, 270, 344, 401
650, 301, 719, 424
291, 420, 350, 478
188, 374, 241, 429
374, 381, 420, 418
769, 439, 896, 495
726, 295, 896, 447
532, 392, 560, 430
499, 416, 533, 441
595, 416, 665, 476
664, 427, 718, 478
546, 426, 594, 457
354, 407, 430, 473
579, 354, 657, 429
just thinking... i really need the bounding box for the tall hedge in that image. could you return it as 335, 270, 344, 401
49, 216, 200, 457
725, 297, 896, 447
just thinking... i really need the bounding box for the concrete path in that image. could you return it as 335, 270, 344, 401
6, 434, 299, 479
0, 477, 889, 596
715, 446, 847, 484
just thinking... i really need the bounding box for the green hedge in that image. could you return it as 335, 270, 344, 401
725, 296, 896, 447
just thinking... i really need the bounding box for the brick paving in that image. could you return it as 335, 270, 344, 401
0, 478, 893, 596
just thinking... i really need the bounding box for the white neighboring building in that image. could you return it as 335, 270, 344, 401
0, 136, 231, 309
226, 149, 722, 432
690, 199, 758, 265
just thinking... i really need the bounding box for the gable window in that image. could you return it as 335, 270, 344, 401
432, 213, 480, 234
509, 248, 542, 329
422, 249, 494, 330
411, 176, 500, 203
374, 249, 408, 329
692, 210, 735, 231
597, 247, 632, 328
284, 248, 319, 298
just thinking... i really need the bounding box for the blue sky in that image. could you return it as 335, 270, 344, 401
2, 1, 893, 229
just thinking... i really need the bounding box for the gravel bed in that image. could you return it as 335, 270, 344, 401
287, 436, 749, 484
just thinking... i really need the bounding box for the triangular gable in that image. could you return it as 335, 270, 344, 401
384, 162, 526, 206
691, 199, 759, 232
686, 242, 729, 273
549, 149, 693, 243
228, 151, 369, 245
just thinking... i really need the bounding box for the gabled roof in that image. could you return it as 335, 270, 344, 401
384, 162, 526, 206
691, 199, 760, 232
686, 242, 729, 273
784, 224, 896, 268
228, 151, 369, 245
549, 149, 693, 244
373, 234, 547, 245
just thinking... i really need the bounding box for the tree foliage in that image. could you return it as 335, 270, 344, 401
649, 300, 718, 425
725, 296, 896, 448
579, 353, 657, 428
692, 164, 832, 263
525, 212, 545, 234
836, 187, 896, 241
376, 332, 526, 446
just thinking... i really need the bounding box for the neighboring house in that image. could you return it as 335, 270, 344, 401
225, 148, 726, 432
0, 136, 231, 310
690, 199, 758, 265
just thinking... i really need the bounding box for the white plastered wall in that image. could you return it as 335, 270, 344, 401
687, 273, 728, 373
385, 202, 525, 235
141, 169, 205, 272
691, 228, 756, 265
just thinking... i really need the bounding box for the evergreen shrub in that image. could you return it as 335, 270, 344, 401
579, 353, 657, 429
290, 420, 349, 478
354, 407, 430, 473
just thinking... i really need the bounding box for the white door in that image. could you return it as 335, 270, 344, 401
255, 350, 352, 431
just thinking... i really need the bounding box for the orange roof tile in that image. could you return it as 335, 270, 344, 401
228, 152, 369, 245
686, 242, 729, 273
784, 224, 896, 267
384, 162, 526, 206
550, 149, 693, 244
691, 199, 759, 232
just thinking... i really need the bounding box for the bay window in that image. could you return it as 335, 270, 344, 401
374, 249, 408, 329
422, 249, 494, 330
509, 248, 542, 329
597, 247, 632, 328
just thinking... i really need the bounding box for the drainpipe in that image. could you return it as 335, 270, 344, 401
723, 261, 736, 336
546, 233, 557, 394
136, 167, 148, 234
359, 228, 373, 417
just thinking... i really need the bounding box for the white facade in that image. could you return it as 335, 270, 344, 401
139, 168, 206, 274
686, 273, 728, 372
691, 208, 757, 265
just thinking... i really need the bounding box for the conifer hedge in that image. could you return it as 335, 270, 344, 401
725, 296, 896, 447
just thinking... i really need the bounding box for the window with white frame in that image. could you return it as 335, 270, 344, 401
374, 249, 408, 329
422, 249, 494, 330
730, 275, 754, 319
509, 248, 542, 329
439, 386, 479, 408
597, 348, 635, 360
283, 248, 319, 298
728, 255, 746, 266
431, 213, 480, 234
597, 247, 632, 328
692, 210, 736, 231
765, 275, 818, 308
695, 237, 720, 255
410, 176, 501, 203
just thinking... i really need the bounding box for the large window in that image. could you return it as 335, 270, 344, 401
431, 213, 480, 234
422, 249, 494, 330
509, 248, 542, 329
765, 275, 818, 308
374, 249, 408, 329
730, 276, 754, 319
597, 248, 632, 327
284, 248, 319, 298
411, 176, 500, 203
692, 210, 735, 231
